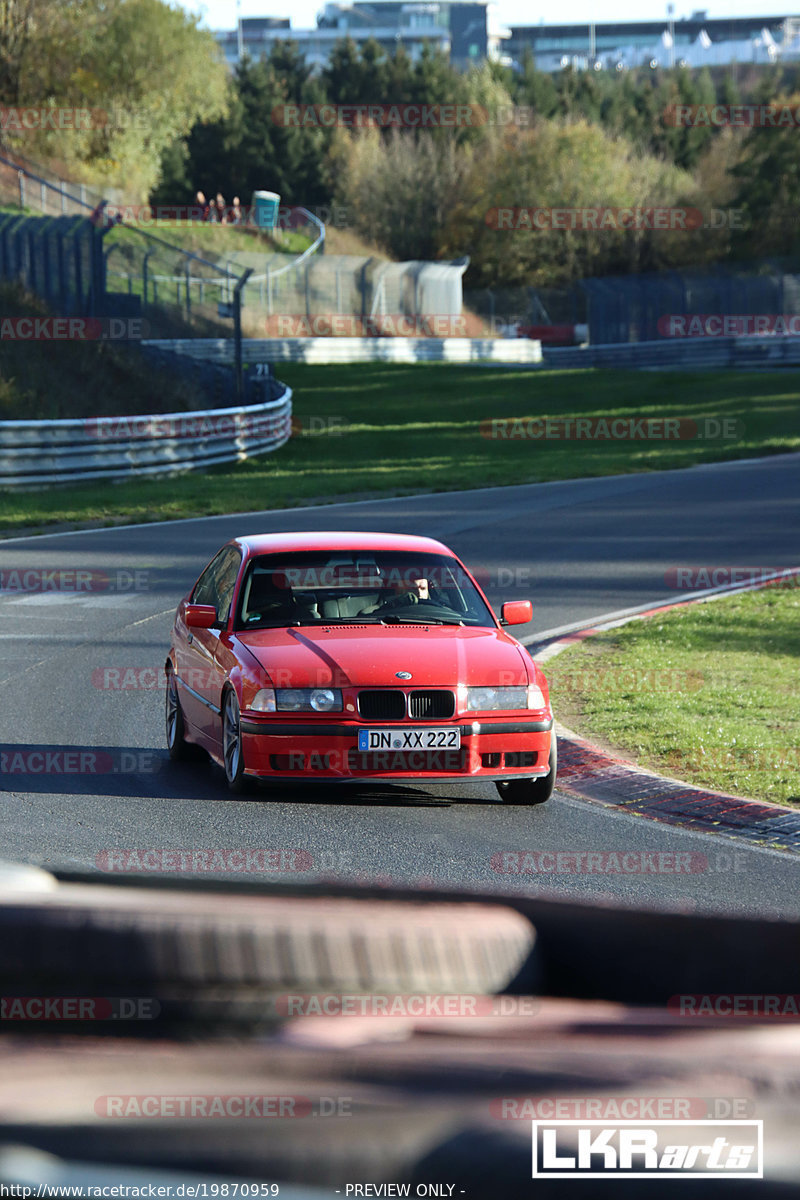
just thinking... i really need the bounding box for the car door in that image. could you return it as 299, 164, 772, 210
179, 546, 242, 749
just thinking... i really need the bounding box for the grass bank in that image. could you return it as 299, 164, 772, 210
0, 360, 798, 532
546, 587, 800, 808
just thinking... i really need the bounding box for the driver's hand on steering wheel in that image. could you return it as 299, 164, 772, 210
381, 589, 419, 607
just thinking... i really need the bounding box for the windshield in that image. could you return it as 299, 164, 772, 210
234, 549, 496, 629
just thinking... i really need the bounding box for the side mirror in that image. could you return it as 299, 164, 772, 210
185, 603, 218, 629
500, 600, 533, 626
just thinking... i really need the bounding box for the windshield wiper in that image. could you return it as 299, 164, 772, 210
380, 615, 464, 625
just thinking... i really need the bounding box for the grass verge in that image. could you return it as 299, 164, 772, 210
546, 587, 800, 808
0, 361, 798, 533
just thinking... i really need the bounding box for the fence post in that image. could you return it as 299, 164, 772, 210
233, 267, 253, 404
360, 258, 369, 319
56, 233, 66, 309
73, 228, 84, 313
18, 171, 25, 209
143, 249, 154, 306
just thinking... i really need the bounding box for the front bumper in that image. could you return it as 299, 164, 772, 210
239, 715, 554, 782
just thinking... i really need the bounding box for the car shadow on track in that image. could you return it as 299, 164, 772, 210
0, 743, 500, 807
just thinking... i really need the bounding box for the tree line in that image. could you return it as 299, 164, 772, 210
2, 0, 799, 287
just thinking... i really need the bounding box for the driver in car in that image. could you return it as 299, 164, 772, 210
365, 577, 434, 612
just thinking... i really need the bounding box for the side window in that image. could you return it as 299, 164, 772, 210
191, 547, 242, 624
214, 547, 242, 624
192, 553, 224, 609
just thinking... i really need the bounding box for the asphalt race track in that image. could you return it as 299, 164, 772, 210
1, 453, 799, 917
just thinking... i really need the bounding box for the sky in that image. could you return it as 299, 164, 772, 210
177, 0, 800, 35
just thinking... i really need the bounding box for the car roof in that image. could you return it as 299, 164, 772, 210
232, 531, 457, 558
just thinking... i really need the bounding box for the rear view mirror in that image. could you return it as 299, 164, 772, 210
500, 600, 533, 626
185, 604, 218, 629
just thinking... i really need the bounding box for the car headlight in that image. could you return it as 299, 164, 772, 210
276, 688, 343, 712
250, 688, 276, 712
462, 685, 547, 711
464, 686, 527, 711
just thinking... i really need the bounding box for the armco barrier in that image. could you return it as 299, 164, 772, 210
541, 334, 800, 370
143, 337, 543, 365
0, 387, 292, 491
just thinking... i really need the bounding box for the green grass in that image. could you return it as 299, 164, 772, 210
0, 203, 311, 259
546, 587, 800, 807
0, 360, 798, 532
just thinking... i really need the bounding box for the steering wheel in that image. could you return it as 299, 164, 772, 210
378, 591, 419, 609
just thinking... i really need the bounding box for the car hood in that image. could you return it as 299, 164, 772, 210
234, 624, 532, 688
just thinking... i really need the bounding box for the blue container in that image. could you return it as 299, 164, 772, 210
252, 190, 281, 230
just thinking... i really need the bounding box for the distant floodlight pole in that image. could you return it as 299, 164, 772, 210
234, 267, 253, 404
237, 0, 244, 61
668, 3, 675, 67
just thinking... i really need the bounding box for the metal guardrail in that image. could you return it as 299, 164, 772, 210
541, 335, 800, 370
0, 386, 292, 491
144, 336, 543, 365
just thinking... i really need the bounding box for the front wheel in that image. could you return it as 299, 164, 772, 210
222, 689, 247, 792
165, 667, 189, 761
496, 733, 557, 805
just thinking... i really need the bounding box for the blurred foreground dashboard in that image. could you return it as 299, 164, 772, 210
1, 862, 799, 1198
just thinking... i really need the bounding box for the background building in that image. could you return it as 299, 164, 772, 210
215, 1, 510, 70
507, 13, 796, 72
214, 5, 800, 73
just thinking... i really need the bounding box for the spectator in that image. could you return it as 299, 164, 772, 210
216, 192, 227, 224
195, 190, 209, 222
231, 196, 242, 225
89, 200, 109, 228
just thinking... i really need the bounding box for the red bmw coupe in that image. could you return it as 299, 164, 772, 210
165, 532, 556, 802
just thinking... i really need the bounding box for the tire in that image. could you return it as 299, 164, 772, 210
496, 732, 557, 805
0, 884, 539, 1032
222, 688, 247, 792
165, 666, 189, 762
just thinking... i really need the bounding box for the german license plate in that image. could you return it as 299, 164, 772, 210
358, 727, 461, 752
